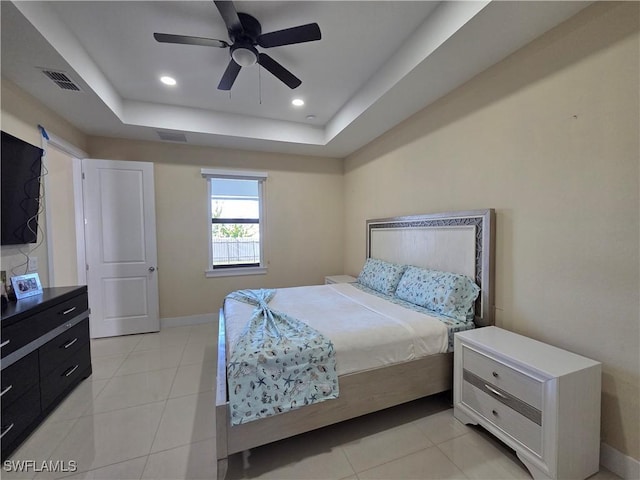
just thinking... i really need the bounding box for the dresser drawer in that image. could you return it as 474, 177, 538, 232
462, 346, 543, 410
39, 319, 89, 376
1, 293, 88, 359
1, 319, 44, 358
41, 343, 91, 410
1, 383, 41, 455
462, 380, 542, 455
39, 293, 88, 332
1, 351, 39, 409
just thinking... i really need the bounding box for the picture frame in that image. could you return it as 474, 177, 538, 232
11, 273, 43, 300
0, 270, 9, 308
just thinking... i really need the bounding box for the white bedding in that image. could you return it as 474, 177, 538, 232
224, 283, 449, 376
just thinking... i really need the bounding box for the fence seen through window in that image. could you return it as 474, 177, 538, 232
211, 178, 261, 268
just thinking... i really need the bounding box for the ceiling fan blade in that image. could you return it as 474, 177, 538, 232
258, 53, 301, 89
214, 1, 243, 33
217, 59, 242, 90
154, 33, 229, 48
257, 23, 321, 48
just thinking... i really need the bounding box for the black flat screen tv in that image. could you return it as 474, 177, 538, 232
1, 131, 44, 245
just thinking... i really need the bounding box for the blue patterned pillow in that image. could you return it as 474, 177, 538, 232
357, 258, 407, 295
395, 266, 480, 321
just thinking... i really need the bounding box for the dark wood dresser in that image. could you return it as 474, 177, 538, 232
1, 286, 92, 460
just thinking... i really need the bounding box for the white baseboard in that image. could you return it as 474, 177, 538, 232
601, 442, 640, 479
160, 313, 215, 329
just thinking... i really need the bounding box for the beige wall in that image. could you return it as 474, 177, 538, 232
87, 137, 344, 319
344, 2, 639, 461
1, 78, 88, 151
1, 78, 88, 286
46, 145, 79, 287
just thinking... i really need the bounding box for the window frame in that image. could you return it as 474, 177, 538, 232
201, 168, 267, 278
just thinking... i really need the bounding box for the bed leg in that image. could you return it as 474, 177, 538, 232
217, 457, 228, 480
242, 449, 251, 469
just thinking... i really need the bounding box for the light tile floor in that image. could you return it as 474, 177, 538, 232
3, 325, 621, 480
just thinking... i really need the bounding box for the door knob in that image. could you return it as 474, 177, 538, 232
148, 266, 156, 272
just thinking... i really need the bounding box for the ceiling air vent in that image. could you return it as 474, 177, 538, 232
40, 69, 82, 91
156, 131, 187, 142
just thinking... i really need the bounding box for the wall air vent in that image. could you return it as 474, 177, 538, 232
40, 69, 82, 91
156, 131, 187, 142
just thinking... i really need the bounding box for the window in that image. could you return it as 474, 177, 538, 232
202, 169, 267, 277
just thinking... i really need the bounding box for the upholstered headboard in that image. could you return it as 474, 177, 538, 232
366, 209, 495, 327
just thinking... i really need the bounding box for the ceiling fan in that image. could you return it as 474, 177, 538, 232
154, 0, 321, 91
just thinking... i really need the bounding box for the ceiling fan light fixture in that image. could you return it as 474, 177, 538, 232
231, 45, 258, 67
160, 75, 177, 86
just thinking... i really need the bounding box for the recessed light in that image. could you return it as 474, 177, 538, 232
306, 115, 316, 120
292, 98, 304, 107
160, 76, 177, 86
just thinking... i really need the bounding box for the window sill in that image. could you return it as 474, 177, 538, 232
205, 266, 267, 278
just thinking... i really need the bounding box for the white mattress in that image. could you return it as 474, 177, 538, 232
224, 283, 449, 376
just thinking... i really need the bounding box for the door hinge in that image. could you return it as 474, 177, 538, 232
86, 264, 89, 271
82, 172, 85, 180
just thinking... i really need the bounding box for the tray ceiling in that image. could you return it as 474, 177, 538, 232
1, 1, 591, 157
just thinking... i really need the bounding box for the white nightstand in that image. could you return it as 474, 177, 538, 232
324, 275, 357, 284
453, 326, 601, 480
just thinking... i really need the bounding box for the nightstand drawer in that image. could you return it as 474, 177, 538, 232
462, 380, 542, 455
463, 346, 542, 410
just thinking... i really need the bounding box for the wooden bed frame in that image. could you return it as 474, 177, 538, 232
215, 209, 496, 478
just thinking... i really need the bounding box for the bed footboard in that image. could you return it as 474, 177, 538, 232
216, 309, 229, 479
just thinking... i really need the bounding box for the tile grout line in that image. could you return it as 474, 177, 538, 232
337, 445, 359, 479
111, 360, 183, 380
139, 330, 189, 478
350, 444, 447, 478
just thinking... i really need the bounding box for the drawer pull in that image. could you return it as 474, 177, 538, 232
0, 339, 10, 348
492, 371, 499, 378
492, 409, 498, 416
63, 365, 79, 377
62, 338, 78, 349
61, 306, 77, 315
0, 385, 13, 397
0, 423, 15, 439
485, 384, 508, 399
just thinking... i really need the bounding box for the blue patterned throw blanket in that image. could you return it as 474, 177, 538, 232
226, 289, 339, 425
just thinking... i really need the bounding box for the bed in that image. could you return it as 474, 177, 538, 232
215, 209, 496, 478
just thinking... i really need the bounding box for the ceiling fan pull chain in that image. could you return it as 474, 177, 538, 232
259, 64, 262, 105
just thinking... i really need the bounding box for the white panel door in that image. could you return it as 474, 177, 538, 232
83, 159, 159, 338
